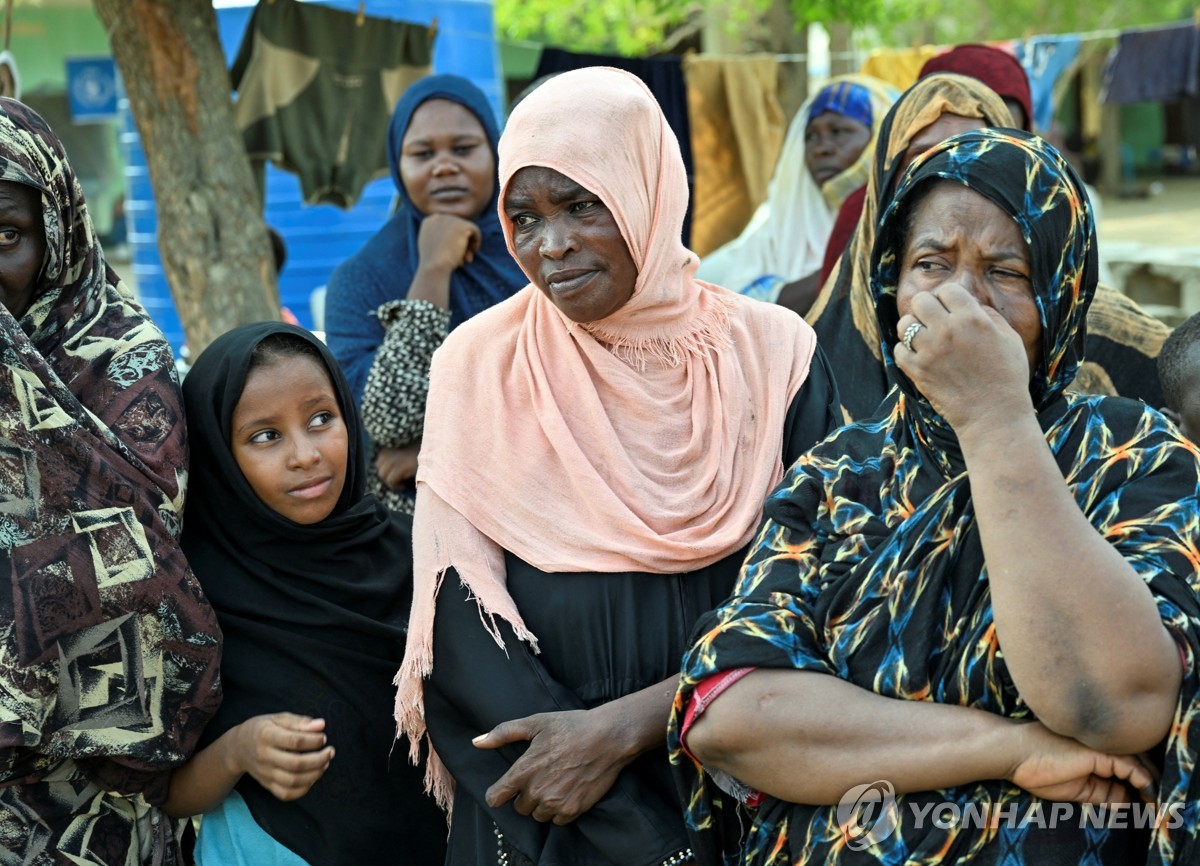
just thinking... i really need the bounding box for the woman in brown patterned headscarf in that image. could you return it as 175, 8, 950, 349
810, 73, 1169, 421
0, 98, 222, 864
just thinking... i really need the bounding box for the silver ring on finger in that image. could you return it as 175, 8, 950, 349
902, 321, 924, 353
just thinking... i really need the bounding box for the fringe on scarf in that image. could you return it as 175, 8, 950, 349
394, 517, 542, 815
582, 289, 735, 372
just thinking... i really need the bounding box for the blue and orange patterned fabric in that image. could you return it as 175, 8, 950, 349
669, 129, 1200, 865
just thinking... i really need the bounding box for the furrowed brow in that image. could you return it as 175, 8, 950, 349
547, 181, 591, 205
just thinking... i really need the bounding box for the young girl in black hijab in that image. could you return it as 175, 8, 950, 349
167, 323, 446, 865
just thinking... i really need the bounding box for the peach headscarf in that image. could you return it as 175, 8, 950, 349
394, 67, 818, 808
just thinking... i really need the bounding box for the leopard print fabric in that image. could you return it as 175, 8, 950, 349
361, 298, 450, 514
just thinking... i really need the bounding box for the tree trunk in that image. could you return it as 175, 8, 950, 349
93, 0, 279, 356
827, 22, 854, 77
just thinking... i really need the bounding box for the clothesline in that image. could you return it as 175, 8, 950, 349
773, 52, 859, 61
729, 31, 1119, 62
1060, 28, 1121, 41
505, 23, 1181, 61
503, 16, 1199, 79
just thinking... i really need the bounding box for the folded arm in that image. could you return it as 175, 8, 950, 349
960, 408, 1181, 753
896, 285, 1181, 754
686, 669, 1155, 806
426, 578, 689, 864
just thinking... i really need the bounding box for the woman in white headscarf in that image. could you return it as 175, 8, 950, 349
697, 74, 896, 314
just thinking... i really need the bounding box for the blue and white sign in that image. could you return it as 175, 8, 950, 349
66, 57, 119, 123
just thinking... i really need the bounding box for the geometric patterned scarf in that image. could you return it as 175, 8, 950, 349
0, 97, 221, 865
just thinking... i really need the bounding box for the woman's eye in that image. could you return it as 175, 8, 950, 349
249, 429, 279, 444
310, 411, 335, 428
512, 213, 537, 228
453, 144, 476, 156
0, 229, 19, 246
914, 260, 941, 272
571, 200, 597, 214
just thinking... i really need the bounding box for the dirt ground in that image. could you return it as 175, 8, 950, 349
1098, 175, 1200, 323
1100, 175, 1200, 249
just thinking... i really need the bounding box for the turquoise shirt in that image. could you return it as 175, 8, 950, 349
195, 791, 311, 866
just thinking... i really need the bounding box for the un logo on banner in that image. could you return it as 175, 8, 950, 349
837, 780, 900, 851
66, 57, 119, 123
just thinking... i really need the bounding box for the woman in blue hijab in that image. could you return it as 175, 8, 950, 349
326, 75, 526, 513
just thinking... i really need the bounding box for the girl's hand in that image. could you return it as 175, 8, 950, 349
229, 713, 334, 802
416, 213, 482, 276
1006, 720, 1157, 805
894, 285, 1034, 435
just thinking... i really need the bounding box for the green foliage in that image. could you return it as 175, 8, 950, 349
494, 0, 696, 56
496, 0, 1198, 57
787, 0, 888, 28
865, 0, 1196, 44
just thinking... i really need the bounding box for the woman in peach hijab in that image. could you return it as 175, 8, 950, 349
394, 67, 842, 865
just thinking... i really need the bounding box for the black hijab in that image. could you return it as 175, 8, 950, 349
182, 322, 445, 865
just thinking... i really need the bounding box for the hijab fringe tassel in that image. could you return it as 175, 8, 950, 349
394, 560, 541, 816
583, 293, 735, 371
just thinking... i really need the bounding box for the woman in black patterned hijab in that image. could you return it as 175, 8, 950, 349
671, 130, 1200, 866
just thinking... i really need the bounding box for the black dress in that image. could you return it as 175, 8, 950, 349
181, 323, 448, 866
424, 348, 842, 866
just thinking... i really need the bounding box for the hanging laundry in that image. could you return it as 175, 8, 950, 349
683, 55, 784, 258
1017, 35, 1082, 132
231, 0, 434, 209
857, 45, 941, 91
534, 47, 694, 244
1102, 21, 1200, 104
